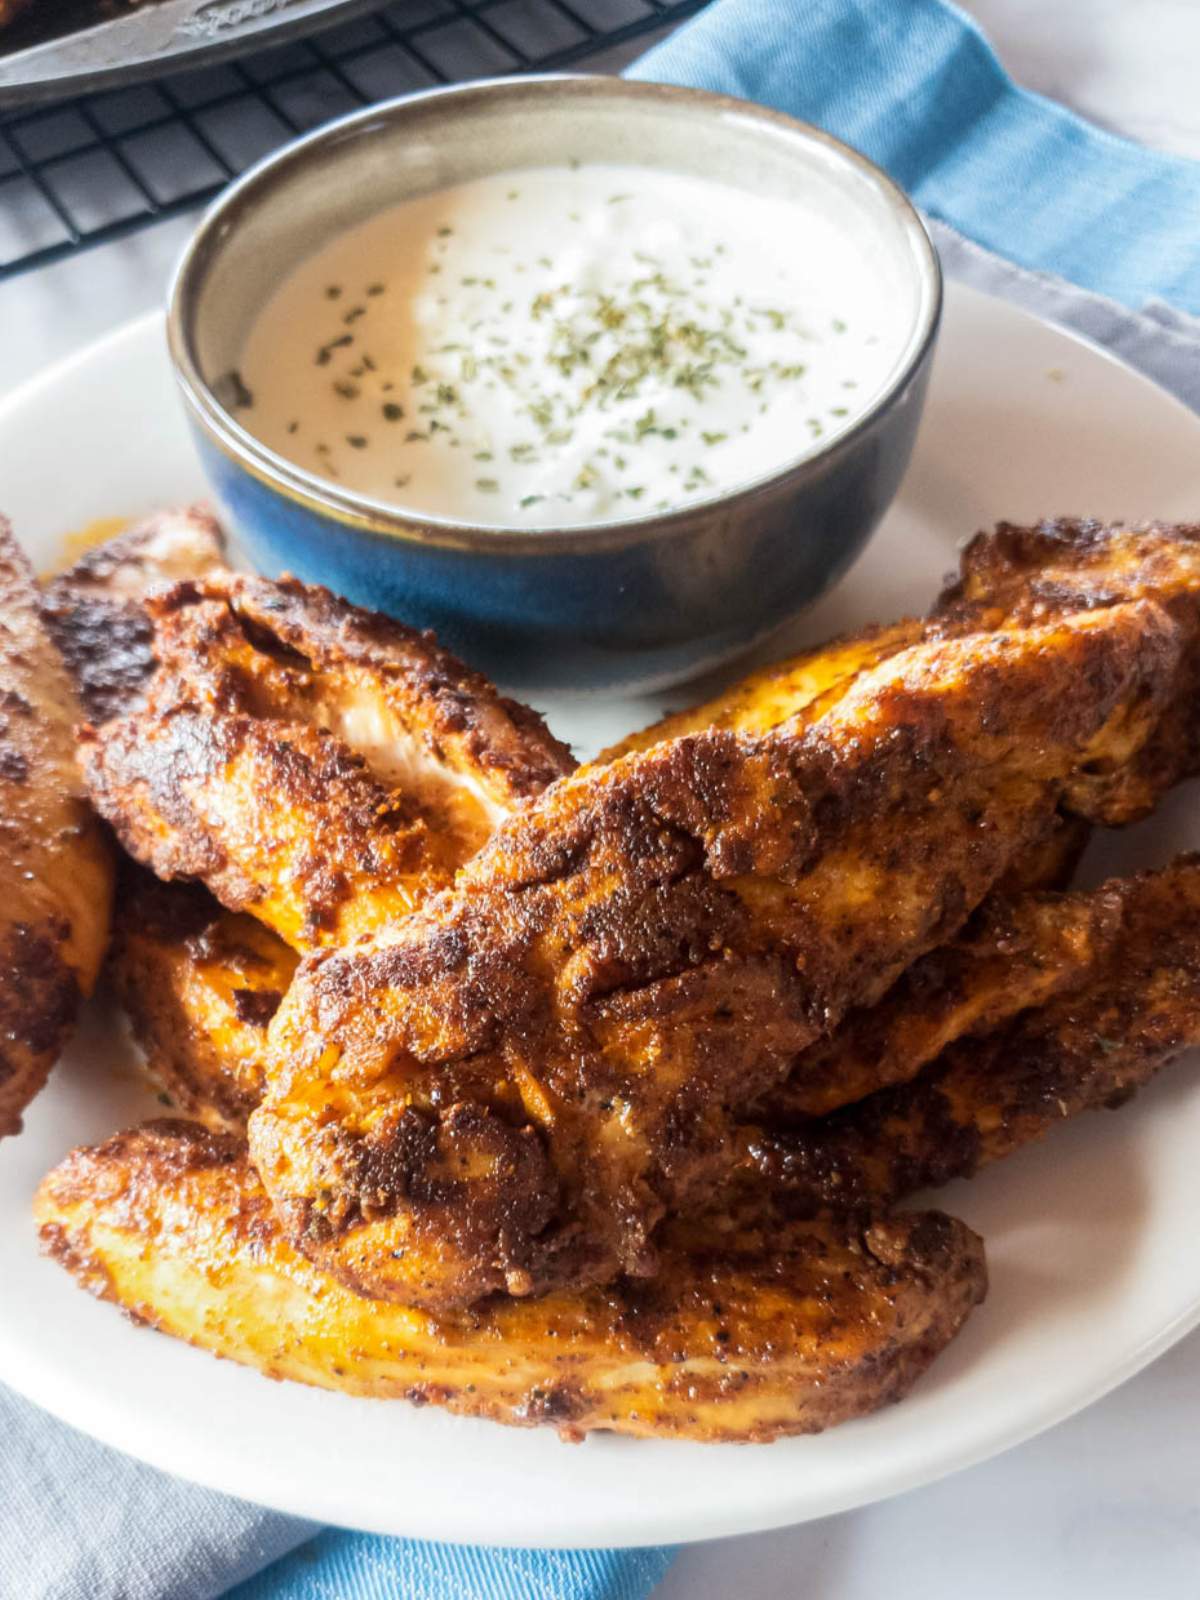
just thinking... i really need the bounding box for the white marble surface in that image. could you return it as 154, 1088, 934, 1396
3, 6, 1200, 1597
960, 0, 1200, 158
658, 1326, 1200, 1600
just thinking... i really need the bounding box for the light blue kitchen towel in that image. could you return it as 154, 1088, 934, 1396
7, 3, 1200, 1599
224, 1538, 675, 1600
630, 0, 1200, 317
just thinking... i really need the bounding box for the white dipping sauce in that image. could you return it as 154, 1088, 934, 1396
238, 165, 906, 529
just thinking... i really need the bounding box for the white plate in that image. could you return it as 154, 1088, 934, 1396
3, 284, 1200, 1551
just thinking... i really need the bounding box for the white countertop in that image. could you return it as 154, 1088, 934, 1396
3, 6, 1199, 1597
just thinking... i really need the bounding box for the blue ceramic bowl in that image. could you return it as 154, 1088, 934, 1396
168, 76, 940, 693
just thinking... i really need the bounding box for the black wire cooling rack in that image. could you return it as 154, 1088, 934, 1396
0, 0, 705, 280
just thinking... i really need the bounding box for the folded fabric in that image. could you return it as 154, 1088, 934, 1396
224, 1535, 675, 1600
0, 1384, 315, 1600
628, 0, 1200, 315
7, 4, 1200, 1599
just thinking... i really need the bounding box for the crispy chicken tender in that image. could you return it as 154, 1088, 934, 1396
252, 593, 1183, 1310
89, 563, 574, 1116
0, 523, 114, 1136
602, 620, 926, 758
936, 518, 1200, 821
41, 511, 298, 1131
747, 857, 1200, 1212
41, 506, 227, 724
606, 619, 1091, 897
35, 1120, 986, 1443
112, 869, 296, 1133
759, 877, 1121, 1121
609, 618, 1093, 1122
605, 517, 1200, 827
84, 574, 574, 949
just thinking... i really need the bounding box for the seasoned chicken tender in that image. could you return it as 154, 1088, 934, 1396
602, 619, 925, 758
609, 516, 1200, 826
748, 857, 1200, 1212
993, 814, 1089, 894
112, 868, 296, 1132
79, 557, 574, 1115
0, 523, 113, 1136
43, 510, 293, 1130
90, 709, 465, 949
253, 596, 1183, 1311
40, 506, 227, 725
760, 876, 1121, 1121
83, 574, 574, 949
36, 1120, 986, 1443
936, 518, 1200, 823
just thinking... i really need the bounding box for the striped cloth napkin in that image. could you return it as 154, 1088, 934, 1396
5, 2, 1200, 1596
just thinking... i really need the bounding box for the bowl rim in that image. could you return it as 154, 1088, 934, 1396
167, 72, 942, 556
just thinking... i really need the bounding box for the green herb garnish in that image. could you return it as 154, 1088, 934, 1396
314, 333, 353, 366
